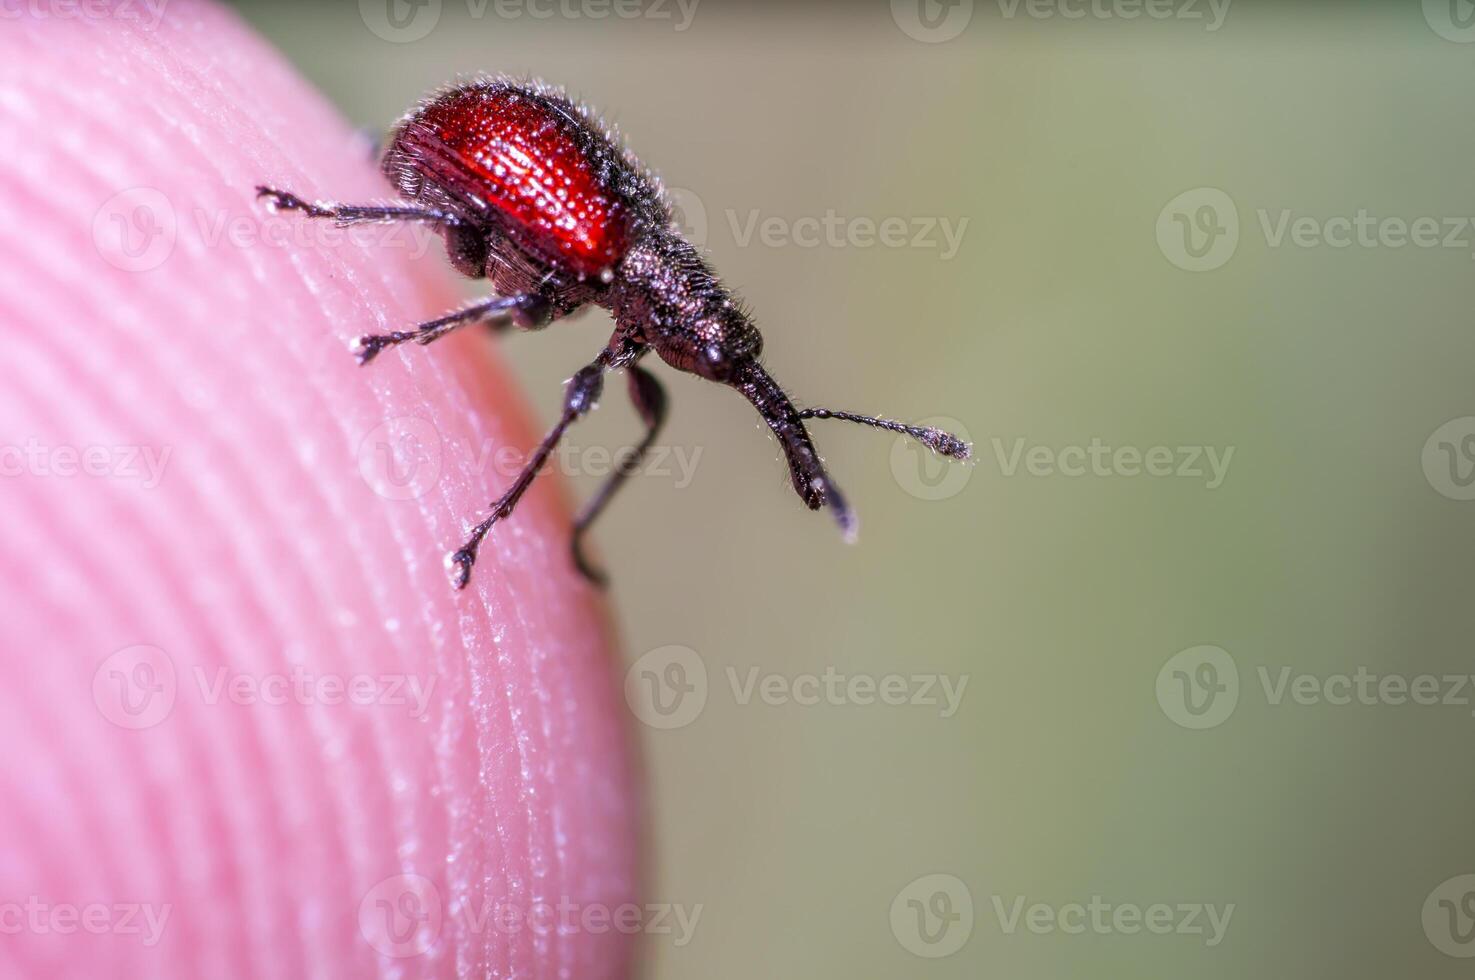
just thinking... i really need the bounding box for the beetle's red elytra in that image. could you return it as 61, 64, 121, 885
257, 76, 970, 590
406, 85, 630, 277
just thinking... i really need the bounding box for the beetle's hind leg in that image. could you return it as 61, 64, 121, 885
350, 293, 552, 365
570, 363, 669, 587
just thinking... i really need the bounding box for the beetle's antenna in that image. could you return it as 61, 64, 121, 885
731, 361, 857, 542
797, 409, 972, 461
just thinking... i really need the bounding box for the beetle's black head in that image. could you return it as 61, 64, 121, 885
610, 231, 761, 379
608, 230, 855, 536
662, 304, 764, 383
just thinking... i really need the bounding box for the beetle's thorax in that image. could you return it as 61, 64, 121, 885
608, 230, 762, 381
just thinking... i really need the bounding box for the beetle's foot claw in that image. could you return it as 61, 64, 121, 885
446, 548, 476, 590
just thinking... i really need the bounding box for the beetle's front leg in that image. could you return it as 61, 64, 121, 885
255, 185, 458, 228
448, 349, 615, 590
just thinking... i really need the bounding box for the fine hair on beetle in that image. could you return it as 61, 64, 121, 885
256, 75, 970, 589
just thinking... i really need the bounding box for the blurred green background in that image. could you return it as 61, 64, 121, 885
232, 1, 1475, 976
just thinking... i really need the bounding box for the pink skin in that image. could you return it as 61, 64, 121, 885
0, 4, 640, 978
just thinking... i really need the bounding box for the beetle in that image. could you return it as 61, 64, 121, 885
257, 77, 970, 589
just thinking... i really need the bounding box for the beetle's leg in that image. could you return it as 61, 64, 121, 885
570, 364, 668, 587
351, 294, 551, 365
797, 409, 971, 461
448, 348, 617, 590
255, 185, 458, 228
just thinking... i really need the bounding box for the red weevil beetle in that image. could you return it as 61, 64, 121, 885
257, 77, 971, 589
